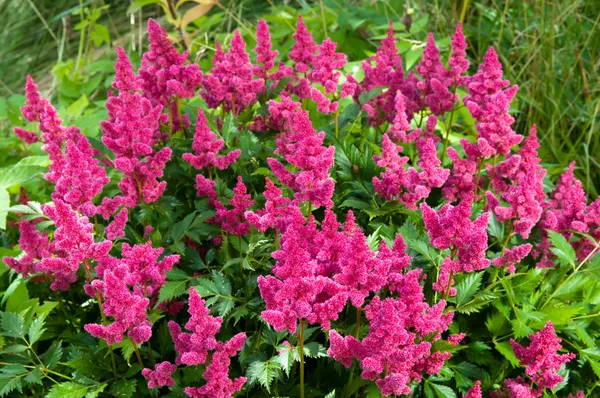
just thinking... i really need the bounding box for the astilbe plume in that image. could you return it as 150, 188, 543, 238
166, 288, 247, 397
249, 94, 301, 133
105, 208, 128, 241
443, 139, 480, 202
421, 196, 490, 295
486, 125, 546, 239
491, 322, 575, 397
258, 211, 349, 332
253, 18, 294, 89
464, 381, 482, 398
536, 162, 588, 268
200, 30, 264, 115
268, 109, 335, 208
142, 361, 177, 388
51, 136, 110, 217
416, 33, 455, 115
244, 177, 305, 234
2, 219, 51, 277
286, 16, 351, 113
492, 243, 532, 274
328, 269, 456, 396
348, 22, 420, 126
211, 177, 254, 236
447, 22, 470, 81
373, 114, 449, 210
37, 200, 112, 291
101, 46, 172, 209
182, 109, 241, 170
139, 19, 201, 111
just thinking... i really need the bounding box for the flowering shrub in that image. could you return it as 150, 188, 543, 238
1, 16, 599, 398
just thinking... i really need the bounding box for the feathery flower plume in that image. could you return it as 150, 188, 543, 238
200, 30, 264, 115
447, 22, 469, 81
2, 219, 51, 277
142, 361, 177, 388
212, 177, 254, 236
139, 19, 201, 106
182, 109, 241, 170
253, 19, 278, 81
268, 109, 335, 208
244, 178, 305, 234
328, 269, 455, 396
464, 381, 482, 398
105, 208, 128, 241
492, 243, 532, 274
101, 46, 172, 208
416, 33, 454, 115
249, 94, 301, 133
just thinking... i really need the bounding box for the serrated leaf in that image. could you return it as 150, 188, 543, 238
303, 342, 328, 358
23, 366, 43, 385
455, 272, 483, 306
43, 340, 63, 369
277, 344, 295, 377
247, 359, 281, 393
486, 311, 508, 336
0, 377, 22, 397
429, 382, 456, 398
170, 212, 197, 243
28, 315, 45, 344
0, 312, 25, 338
109, 379, 137, 398
494, 340, 519, 367
158, 280, 189, 304
548, 230, 576, 266
46, 382, 94, 398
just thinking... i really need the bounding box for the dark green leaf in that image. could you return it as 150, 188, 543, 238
455, 272, 483, 306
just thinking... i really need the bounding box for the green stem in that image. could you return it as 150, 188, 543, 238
74, 0, 86, 80
354, 308, 362, 338
298, 319, 306, 398
131, 340, 145, 368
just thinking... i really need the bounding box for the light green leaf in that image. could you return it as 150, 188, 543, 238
429, 382, 456, 398
0, 189, 9, 229
0, 312, 25, 338
548, 230, 576, 266
494, 340, 519, 367
46, 382, 95, 398
28, 315, 45, 344
247, 359, 281, 393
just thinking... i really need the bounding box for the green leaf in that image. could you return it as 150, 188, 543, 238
455, 272, 483, 306
429, 382, 456, 398
158, 280, 189, 304
0, 312, 25, 338
28, 315, 45, 344
23, 366, 43, 385
494, 340, 519, 367
46, 382, 98, 398
277, 344, 295, 377
247, 359, 281, 393
547, 230, 576, 266
0, 189, 8, 229
324, 390, 336, 398
303, 342, 328, 358
195, 271, 235, 317
170, 212, 197, 243
486, 311, 508, 337
0, 377, 22, 397
0, 344, 28, 355
109, 379, 137, 398
66, 95, 89, 118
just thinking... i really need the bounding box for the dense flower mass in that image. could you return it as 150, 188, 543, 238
2, 16, 592, 398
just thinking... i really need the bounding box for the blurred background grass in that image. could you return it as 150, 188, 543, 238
0, 0, 598, 195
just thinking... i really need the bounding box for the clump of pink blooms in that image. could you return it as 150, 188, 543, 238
4, 16, 592, 398
163, 287, 247, 397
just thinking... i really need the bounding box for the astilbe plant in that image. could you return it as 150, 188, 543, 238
1, 15, 597, 398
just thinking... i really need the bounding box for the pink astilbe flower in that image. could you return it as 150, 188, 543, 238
309, 37, 347, 94
536, 162, 588, 268
492, 243, 532, 274
349, 22, 420, 126
2, 219, 51, 277
51, 137, 110, 217
244, 177, 305, 234
421, 196, 490, 294
268, 110, 335, 208
508, 322, 575, 395
258, 212, 349, 332
443, 140, 480, 202
105, 208, 128, 241
447, 22, 469, 81
101, 46, 172, 208
289, 16, 317, 73
249, 95, 301, 133
464, 46, 521, 157
373, 132, 449, 210
212, 177, 254, 236
328, 270, 454, 396
184, 333, 247, 398
487, 126, 546, 239
416, 33, 455, 115
195, 174, 218, 201
182, 109, 241, 170
169, 287, 222, 365
253, 19, 279, 82
85, 264, 152, 345
142, 361, 177, 388
139, 19, 201, 106
388, 92, 419, 143
200, 30, 264, 115
39, 200, 111, 291
464, 381, 482, 398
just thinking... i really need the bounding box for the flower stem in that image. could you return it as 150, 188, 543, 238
354, 308, 362, 338
131, 340, 144, 368
298, 319, 306, 398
